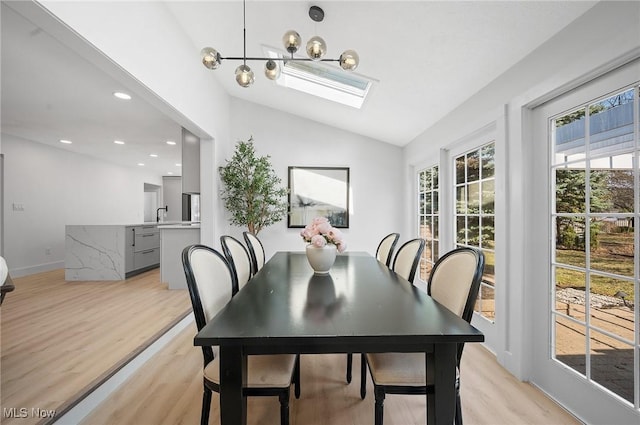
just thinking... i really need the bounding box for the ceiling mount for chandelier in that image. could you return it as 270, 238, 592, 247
200, 1, 359, 88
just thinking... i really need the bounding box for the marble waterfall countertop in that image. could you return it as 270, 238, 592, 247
65, 224, 131, 280
67, 221, 197, 227
157, 223, 201, 229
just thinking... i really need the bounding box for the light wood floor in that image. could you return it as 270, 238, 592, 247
0, 268, 191, 425
83, 321, 581, 425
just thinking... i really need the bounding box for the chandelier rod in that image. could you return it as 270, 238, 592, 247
221, 56, 340, 62
242, 0, 247, 67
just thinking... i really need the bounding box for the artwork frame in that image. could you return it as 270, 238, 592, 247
288, 166, 350, 228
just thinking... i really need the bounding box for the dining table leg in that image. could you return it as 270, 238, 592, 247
429, 343, 457, 425
219, 345, 247, 425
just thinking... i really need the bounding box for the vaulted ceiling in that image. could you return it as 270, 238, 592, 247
1, 1, 598, 176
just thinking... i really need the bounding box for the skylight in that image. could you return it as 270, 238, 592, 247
266, 50, 372, 109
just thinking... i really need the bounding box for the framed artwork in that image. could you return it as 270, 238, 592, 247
288, 166, 350, 228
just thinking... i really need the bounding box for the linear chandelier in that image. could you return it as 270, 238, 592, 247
200, 2, 359, 88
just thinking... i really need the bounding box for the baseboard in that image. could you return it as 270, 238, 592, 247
9, 260, 64, 277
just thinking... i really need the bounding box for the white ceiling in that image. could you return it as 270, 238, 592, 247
1, 1, 597, 176
1, 2, 183, 177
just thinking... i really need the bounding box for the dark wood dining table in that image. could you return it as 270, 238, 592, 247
194, 251, 484, 425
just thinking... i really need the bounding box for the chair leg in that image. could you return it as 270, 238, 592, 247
294, 354, 301, 399
201, 387, 212, 425
346, 352, 353, 383
374, 386, 385, 425
360, 353, 367, 399
279, 390, 290, 425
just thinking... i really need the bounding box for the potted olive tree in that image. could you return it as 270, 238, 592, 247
218, 137, 288, 235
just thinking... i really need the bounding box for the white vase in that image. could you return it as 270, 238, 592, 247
305, 244, 337, 274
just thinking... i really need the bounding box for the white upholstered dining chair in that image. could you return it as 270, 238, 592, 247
375, 233, 400, 267
391, 238, 426, 283
220, 235, 253, 295
182, 244, 300, 425
360, 247, 485, 425
243, 231, 266, 276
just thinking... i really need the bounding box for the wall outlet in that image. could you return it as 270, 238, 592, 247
45, 248, 51, 255
12, 203, 24, 211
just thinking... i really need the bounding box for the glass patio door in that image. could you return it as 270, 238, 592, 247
530, 59, 640, 424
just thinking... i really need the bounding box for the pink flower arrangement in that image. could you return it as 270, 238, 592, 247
300, 217, 347, 253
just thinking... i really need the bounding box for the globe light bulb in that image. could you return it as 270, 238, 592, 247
235, 65, 255, 87
306, 36, 327, 61
201, 47, 221, 70
339, 50, 359, 71
282, 30, 301, 54
264, 60, 281, 80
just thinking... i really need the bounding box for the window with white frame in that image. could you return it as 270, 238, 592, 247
551, 85, 638, 405
454, 143, 496, 321
418, 165, 439, 281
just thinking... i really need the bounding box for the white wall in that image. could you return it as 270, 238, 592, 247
226, 98, 404, 258
2, 134, 162, 276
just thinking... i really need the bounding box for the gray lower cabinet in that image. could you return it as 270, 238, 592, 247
126, 225, 160, 277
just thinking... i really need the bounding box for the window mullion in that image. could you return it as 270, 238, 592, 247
584, 100, 592, 382
635, 84, 640, 410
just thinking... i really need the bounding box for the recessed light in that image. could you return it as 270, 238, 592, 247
114, 140, 125, 145
167, 171, 174, 175
59, 139, 72, 144
166, 140, 176, 145
176, 163, 182, 167
113, 91, 132, 100
137, 163, 145, 166
149, 154, 158, 158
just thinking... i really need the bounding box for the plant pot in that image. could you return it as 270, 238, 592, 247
305, 244, 337, 274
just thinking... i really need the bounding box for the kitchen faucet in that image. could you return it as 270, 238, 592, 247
156, 205, 168, 222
